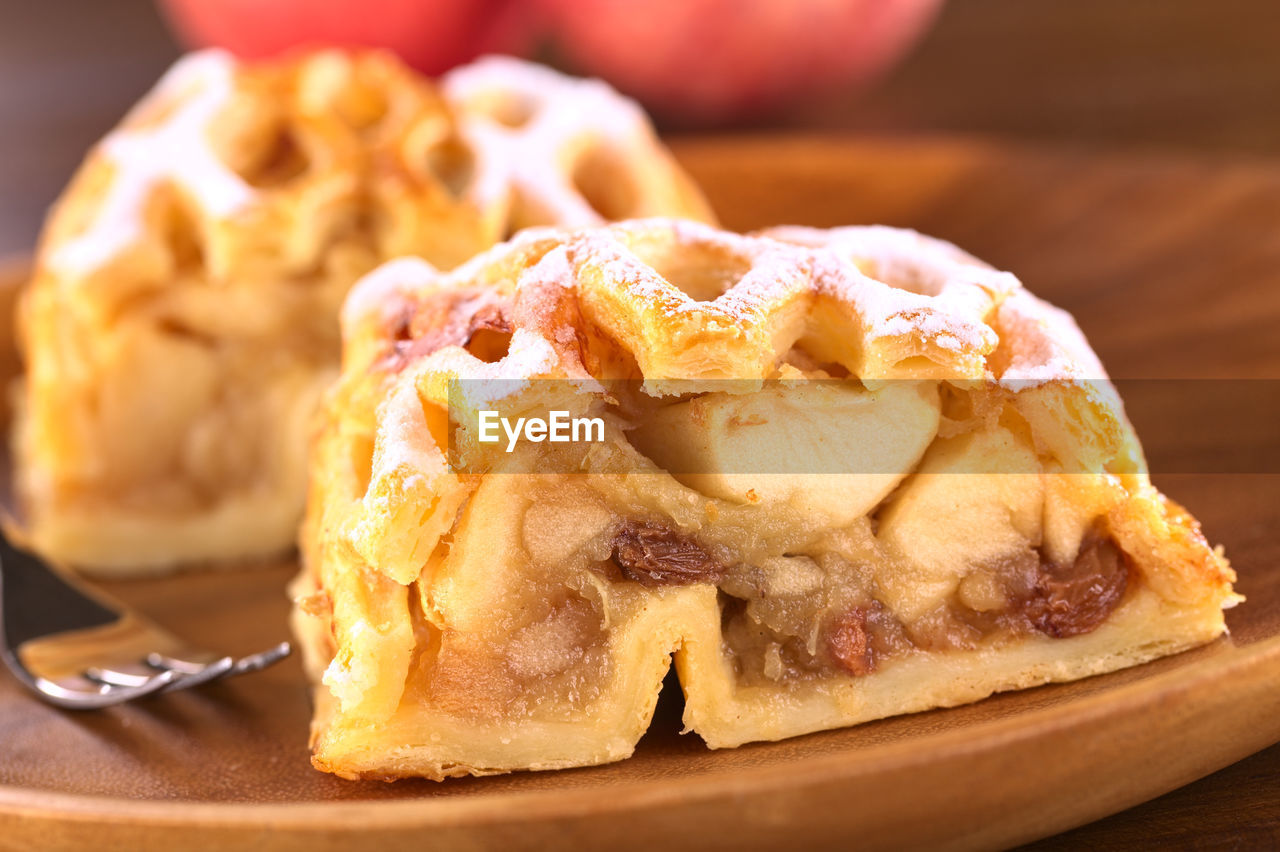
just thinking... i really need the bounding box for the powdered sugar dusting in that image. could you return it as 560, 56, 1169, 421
995, 289, 1109, 383
341, 257, 438, 329
767, 225, 1018, 360
442, 57, 655, 225
52, 50, 255, 275
369, 369, 442, 488
570, 218, 811, 325
355, 220, 1114, 484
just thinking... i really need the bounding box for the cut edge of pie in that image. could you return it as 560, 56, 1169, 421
293, 218, 1238, 780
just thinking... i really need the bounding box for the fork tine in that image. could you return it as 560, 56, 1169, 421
84, 661, 158, 688
152, 655, 235, 692
230, 641, 292, 676
45, 673, 113, 697
145, 651, 220, 674
35, 668, 180, 710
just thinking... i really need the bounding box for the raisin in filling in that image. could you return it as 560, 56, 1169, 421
610, 521, 727, 587
1025, 535, 1132, 638
825, 607, 876, 676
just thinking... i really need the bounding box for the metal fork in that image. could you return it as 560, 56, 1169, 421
0, 531, 290, 709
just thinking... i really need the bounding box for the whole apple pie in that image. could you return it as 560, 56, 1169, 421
14, 50, 711, 574
294, 218, 1237, 780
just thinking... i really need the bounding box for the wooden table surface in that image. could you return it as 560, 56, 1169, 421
1, 1, 1278, 848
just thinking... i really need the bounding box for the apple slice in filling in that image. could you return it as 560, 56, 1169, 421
628, 380, 941, 527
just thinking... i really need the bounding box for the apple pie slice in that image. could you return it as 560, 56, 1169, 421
15, 50, 711, 574
294, 219, 1237, 780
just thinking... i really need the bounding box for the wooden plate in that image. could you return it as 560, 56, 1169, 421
1, 136, 1278, 851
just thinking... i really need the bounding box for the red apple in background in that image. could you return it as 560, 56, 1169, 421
159, 0, 531, 76
536, 0, 943, 123
158, 0, 942, 126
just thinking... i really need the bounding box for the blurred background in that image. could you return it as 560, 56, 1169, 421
4, 0, 1280, 254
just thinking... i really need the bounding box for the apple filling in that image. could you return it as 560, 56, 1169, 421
429, 373, 1141, 704
354, 269, 1160, 725
482, 480, 1137, 699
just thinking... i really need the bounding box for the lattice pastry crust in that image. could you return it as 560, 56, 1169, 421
294, 219, 1237, 780
15, 51, 712, 573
